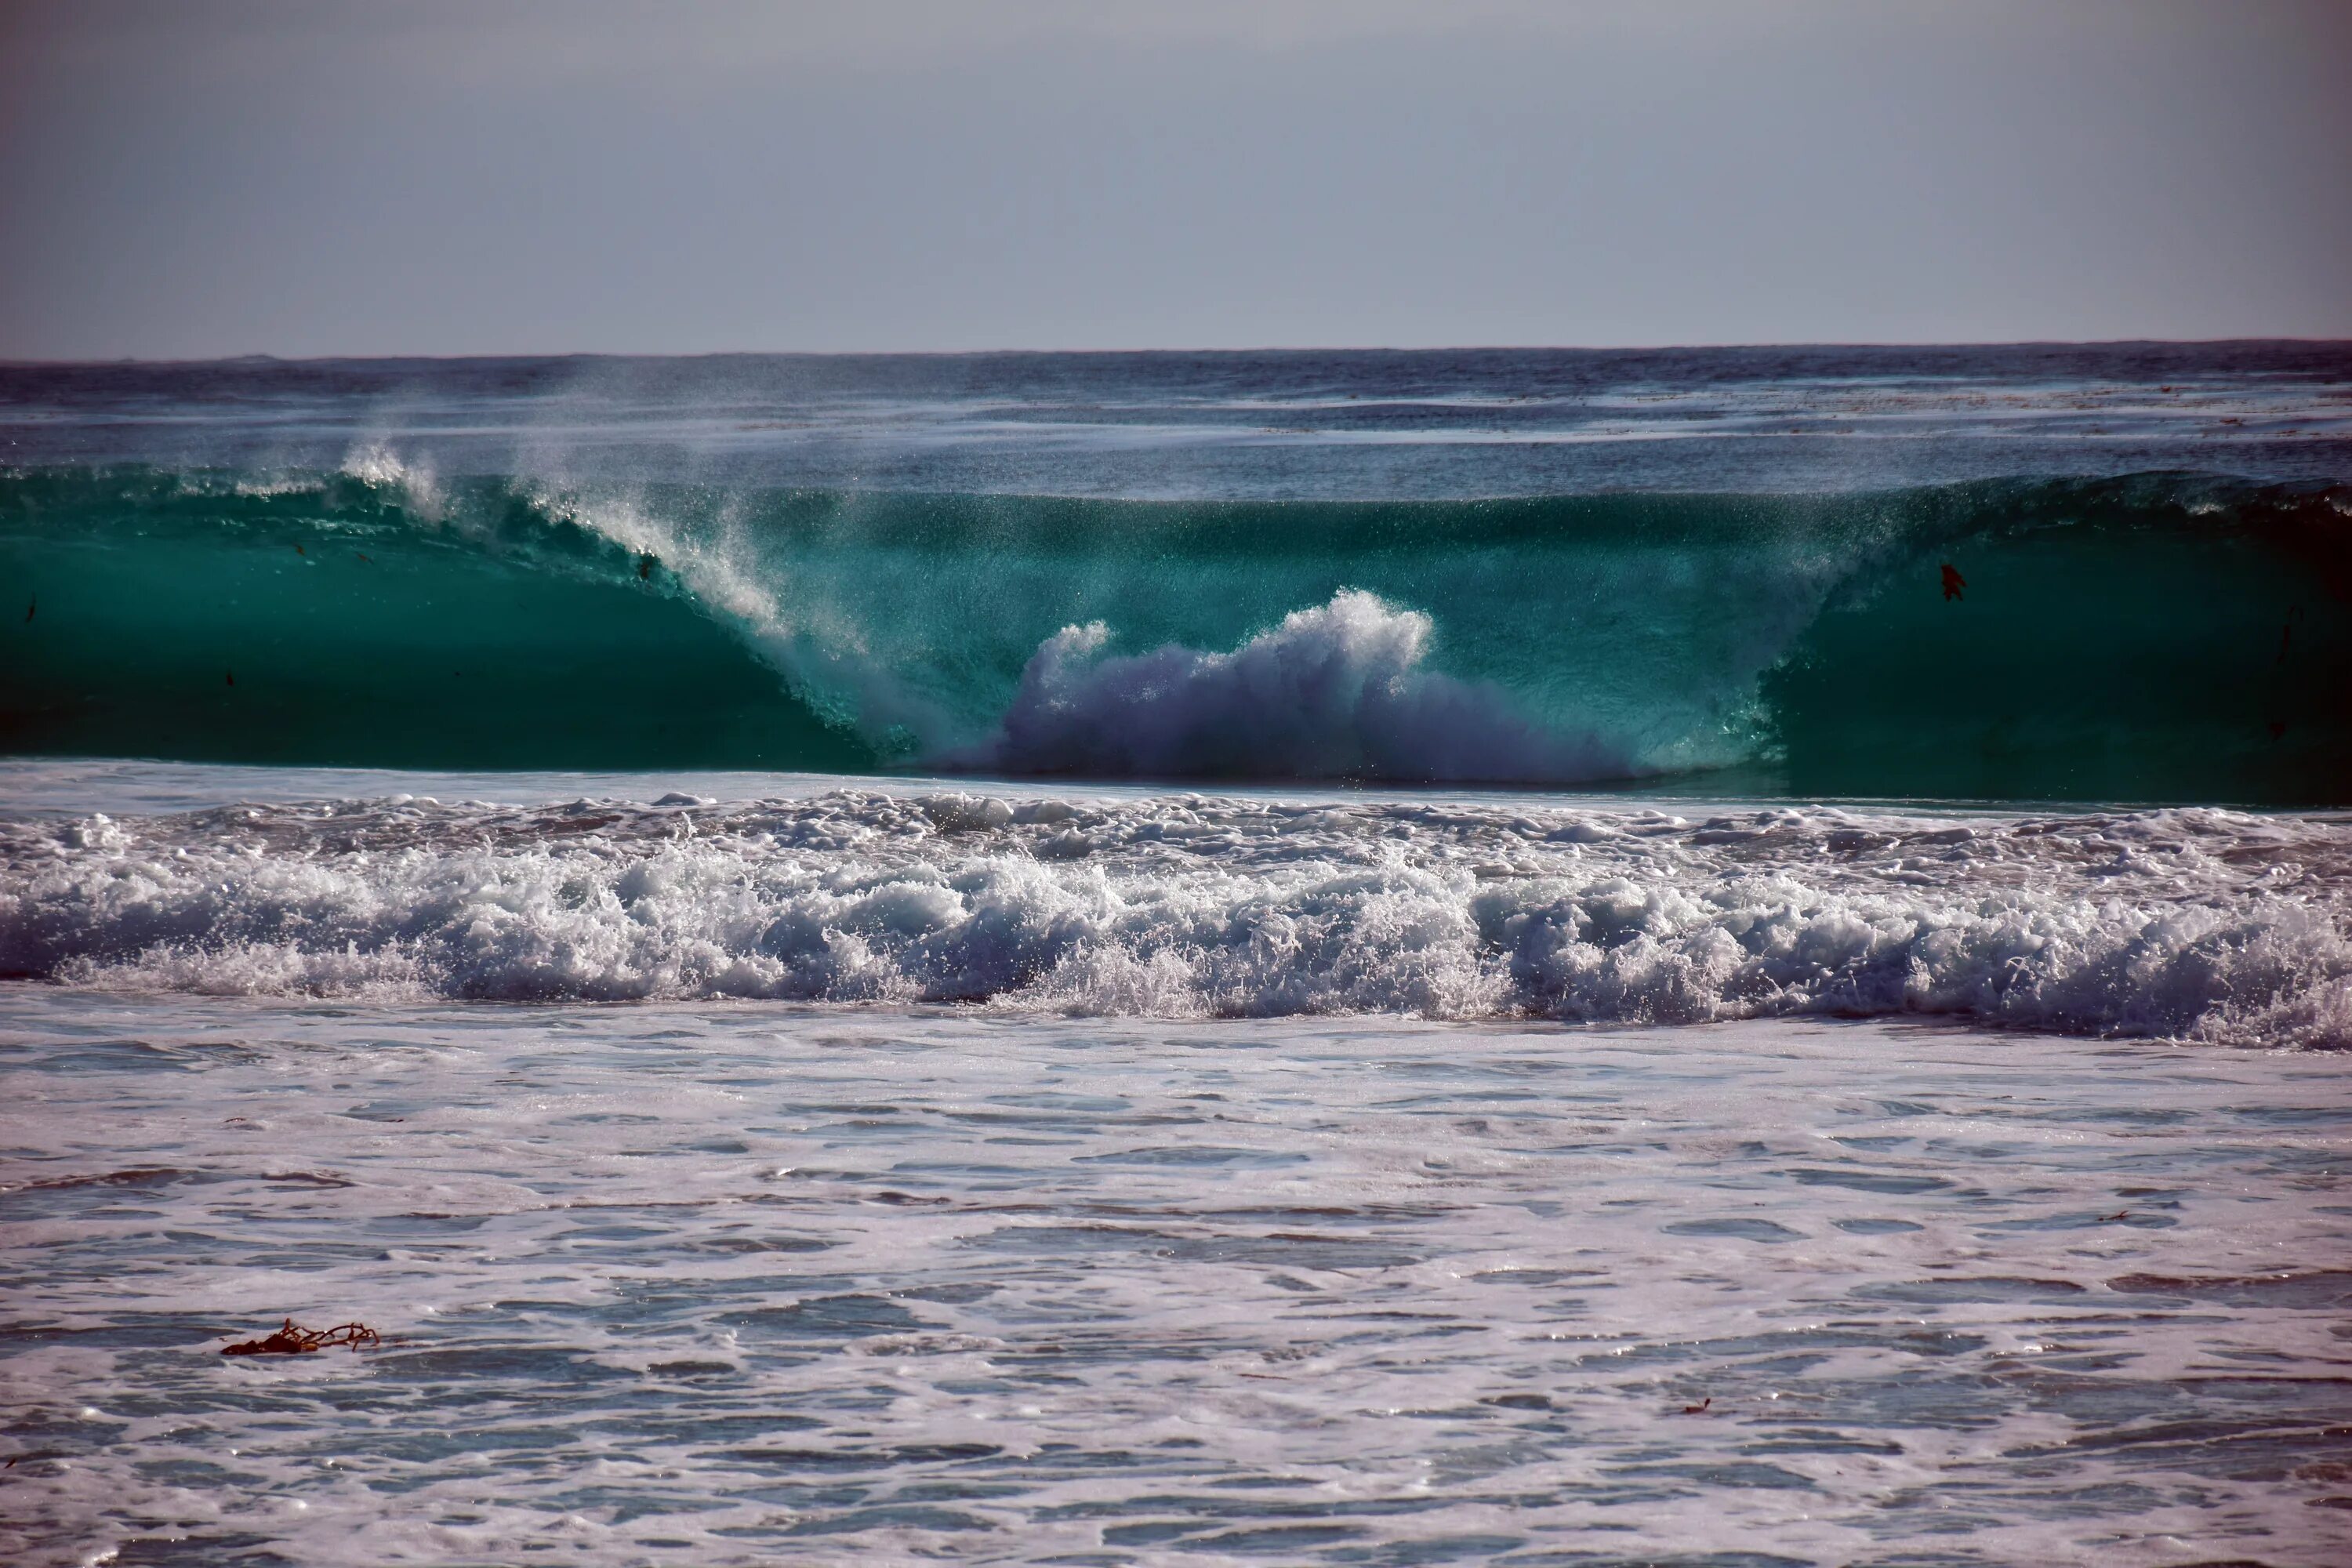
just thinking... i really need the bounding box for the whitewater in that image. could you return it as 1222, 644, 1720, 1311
5, 347, 2351, 1566
3, 767, 2348, 1049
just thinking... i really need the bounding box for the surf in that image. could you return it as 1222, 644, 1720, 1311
4, 789, 2347, 1047
2, 462, 2345, 803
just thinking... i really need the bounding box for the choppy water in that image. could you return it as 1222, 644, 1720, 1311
5, 995, 2350, 1566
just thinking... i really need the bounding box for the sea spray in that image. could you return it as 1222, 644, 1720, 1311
958, 590, 1633, 782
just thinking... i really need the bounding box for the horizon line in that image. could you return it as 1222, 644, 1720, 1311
5, 336, 2352, 369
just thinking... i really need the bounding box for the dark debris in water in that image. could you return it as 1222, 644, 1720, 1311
220, 1317, 382, 1356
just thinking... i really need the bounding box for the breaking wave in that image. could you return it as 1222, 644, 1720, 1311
956, 590, 1630, 783
2, 462, 2347, 800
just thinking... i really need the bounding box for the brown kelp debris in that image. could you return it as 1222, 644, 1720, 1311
221, 1317, 382, 1356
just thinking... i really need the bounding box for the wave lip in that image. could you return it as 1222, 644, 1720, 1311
954, 590, 1635, 784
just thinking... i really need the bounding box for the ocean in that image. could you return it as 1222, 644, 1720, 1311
3, 346, 2349, 1565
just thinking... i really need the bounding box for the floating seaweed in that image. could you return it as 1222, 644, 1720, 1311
221, 1317, 381, 1356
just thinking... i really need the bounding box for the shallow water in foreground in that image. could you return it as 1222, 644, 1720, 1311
3, 995, 2348, 1566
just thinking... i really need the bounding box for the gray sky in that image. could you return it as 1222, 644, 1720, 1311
3, 0, 2347, 358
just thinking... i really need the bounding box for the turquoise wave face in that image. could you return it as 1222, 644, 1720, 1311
2, 466, 2345, 802
0, 470, 873, 771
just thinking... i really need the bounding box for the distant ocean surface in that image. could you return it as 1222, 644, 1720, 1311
4, 348, 2350, 1565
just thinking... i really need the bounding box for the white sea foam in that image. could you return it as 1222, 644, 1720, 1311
3, 790, 2344, 1046
960, 590, 1634, 783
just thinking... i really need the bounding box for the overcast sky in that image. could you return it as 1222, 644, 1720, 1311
2, 0, 2347, 358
